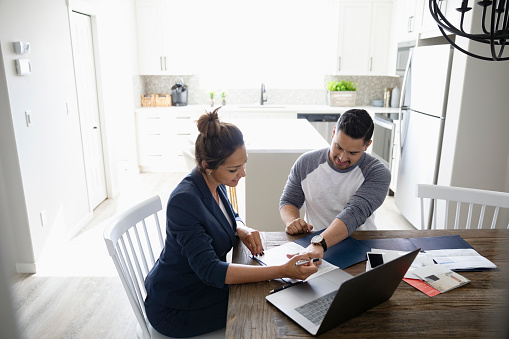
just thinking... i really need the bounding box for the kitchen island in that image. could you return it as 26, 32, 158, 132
220, 118, 329, 231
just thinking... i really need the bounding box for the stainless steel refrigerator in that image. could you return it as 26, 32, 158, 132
395, 44, 453, 229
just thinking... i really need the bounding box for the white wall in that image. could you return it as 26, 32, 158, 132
0, 0, 139, 273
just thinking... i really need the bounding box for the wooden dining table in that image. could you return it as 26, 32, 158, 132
226, 229, 509, 338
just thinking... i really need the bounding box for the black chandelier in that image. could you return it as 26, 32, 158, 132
429, 0, 509, 61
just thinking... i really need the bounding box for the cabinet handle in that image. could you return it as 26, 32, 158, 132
338, 57, 341, 71
177, 133, 191, 136
164, 56, 167, 71
148, 133, 161, 135
408, 16, 414, 33
176, 116, 191, 119
160, 56, 163, 71
147, 117, 160, 120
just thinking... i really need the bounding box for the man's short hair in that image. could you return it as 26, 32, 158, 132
336, 109, 374, 145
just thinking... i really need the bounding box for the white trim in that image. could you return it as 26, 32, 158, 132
66, 211, 94, 240
15, 263, 37, 274
67, 0, 98, 15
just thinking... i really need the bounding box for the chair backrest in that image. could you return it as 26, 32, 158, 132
417, 184, 509, 230
103, 195, 164, 339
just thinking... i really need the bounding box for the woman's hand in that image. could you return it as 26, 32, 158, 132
282, 254, 319, 281
237, 225, 264, 256
286, 243, 324, 266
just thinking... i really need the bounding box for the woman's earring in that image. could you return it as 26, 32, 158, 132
207, 171, 211, 176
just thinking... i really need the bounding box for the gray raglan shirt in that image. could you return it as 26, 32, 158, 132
279, 147, 391, 235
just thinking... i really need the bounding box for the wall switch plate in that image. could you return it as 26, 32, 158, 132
13, 41, 31, 54
40, 210, 48, 227
15, 59, 32, 75
25, 110, 32, 127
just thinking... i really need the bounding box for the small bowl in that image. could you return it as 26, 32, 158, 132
371, 99, 384, 107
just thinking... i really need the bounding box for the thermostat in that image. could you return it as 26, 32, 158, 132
13, 41, 31, 54
15, 59, 32, 75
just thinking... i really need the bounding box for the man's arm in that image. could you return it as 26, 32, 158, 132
303, 217, 349, 258
280, 204, 313, 234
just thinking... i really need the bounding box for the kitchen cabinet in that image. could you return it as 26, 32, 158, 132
394, 0, 419, 43
335, 0, 393, 75
135, 107, 298, 173
418, 0, 461, 39
135, 1, 196, 75
136, 108, 201, 172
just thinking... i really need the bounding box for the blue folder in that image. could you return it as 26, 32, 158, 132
294, 230, 371, 269
295, 232, 491, 271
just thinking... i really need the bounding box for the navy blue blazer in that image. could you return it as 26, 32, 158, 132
145, 167, 242, 310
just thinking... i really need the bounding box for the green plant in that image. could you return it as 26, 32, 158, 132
209, 91, 215, 99
327, 80, 357, 91
221, 91, 227, 99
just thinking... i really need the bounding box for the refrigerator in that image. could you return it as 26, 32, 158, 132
395, 44, 453, 229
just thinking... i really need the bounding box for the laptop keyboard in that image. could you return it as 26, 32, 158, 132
295, 291, 337, 326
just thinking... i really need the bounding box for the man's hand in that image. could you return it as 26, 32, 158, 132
237, 225, 264, 256
285, 218, 313, 235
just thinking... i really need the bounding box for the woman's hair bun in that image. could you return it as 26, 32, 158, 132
197, 107, 221, 137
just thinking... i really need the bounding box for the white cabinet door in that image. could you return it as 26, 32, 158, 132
336, 0, 393, 75
136, 1, 197, 75
369, 2, 393, 75
394, 0, 419, 42
419, 0, 461, 38
136, 1, 167, 75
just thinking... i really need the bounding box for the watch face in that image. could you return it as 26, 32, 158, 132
311, 234, 323, 244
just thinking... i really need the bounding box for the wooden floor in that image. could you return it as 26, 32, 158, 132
11, 171, 414, 339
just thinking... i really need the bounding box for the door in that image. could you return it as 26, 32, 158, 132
70, 11, 107, 209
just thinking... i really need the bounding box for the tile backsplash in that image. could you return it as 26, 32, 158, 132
137, 75, 403, 107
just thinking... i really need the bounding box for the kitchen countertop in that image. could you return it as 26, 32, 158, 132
232, 119, 329, 153
136, 104, 400, 115
187, 119, 328, 153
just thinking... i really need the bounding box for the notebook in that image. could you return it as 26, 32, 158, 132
266, 248, 419, 336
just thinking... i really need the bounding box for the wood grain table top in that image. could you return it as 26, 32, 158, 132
226, 229, 509, 338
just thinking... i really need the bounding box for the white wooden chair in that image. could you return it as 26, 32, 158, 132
417, 184, 509, 230
103, 195, 224, 339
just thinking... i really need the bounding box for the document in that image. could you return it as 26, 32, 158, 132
411, 264, 470, 293
425, 248, 497, 270
358, 235, 496, 271
251, 242, 339, 283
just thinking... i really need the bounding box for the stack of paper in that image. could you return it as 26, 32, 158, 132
251, 242, 339, 283
366, 248, 471, 297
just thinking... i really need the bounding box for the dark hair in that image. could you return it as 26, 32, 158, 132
336, 109, 374, 145
195, 107, 244, 173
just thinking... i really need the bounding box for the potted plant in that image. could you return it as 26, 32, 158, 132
209, 91, 215, 107
326, 80, 357, 107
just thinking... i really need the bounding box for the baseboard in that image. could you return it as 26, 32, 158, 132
66, 211, 93, 240
15, 262, 36, 274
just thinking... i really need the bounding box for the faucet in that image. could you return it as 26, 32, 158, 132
260, 83, 267, 105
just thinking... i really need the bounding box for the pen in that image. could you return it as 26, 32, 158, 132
269, 280, 305, 294
295, 258, 320, 266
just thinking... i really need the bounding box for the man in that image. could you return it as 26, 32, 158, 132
279, 109, 390, 259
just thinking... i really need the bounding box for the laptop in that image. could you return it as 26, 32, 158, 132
266, 248, 419, 336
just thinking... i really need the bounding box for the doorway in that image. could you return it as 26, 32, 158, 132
70, 11, 107, 209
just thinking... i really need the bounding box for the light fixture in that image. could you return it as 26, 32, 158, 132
429, 0, 509, 61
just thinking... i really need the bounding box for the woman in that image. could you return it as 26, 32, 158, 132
144, 107, 317, 338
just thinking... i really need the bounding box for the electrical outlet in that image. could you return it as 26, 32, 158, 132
40, 210, 48, 227
25, 110, 32, 127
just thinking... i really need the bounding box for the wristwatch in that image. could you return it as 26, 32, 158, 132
311, 234, 327, 252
